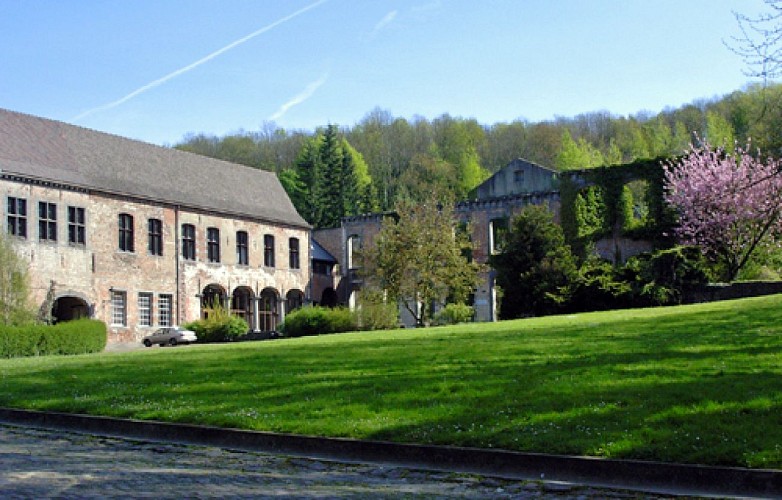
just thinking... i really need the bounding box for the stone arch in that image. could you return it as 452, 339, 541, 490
201, 283, 227, 319
321, 287, 338, 308
286, 289, 305, 313
259, 287, 280, 332
231, 286, 255, 326
52, 292, 91, 323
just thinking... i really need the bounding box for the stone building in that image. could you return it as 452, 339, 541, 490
313, 161, 561, 325
0, 109, 310, 343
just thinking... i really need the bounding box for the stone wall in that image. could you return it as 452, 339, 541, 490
684, 281, 782, 304
2, 177, 309, 343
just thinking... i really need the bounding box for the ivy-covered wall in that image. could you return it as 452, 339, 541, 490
560, 157, 676, 258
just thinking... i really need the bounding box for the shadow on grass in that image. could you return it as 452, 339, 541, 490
1, 296, 781, 468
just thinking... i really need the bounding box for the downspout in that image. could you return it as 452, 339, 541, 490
175, 205, 181, 325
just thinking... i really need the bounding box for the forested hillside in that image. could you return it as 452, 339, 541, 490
175, 82, 782, 222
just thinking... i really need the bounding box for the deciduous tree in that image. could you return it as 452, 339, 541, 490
362, 199, 481, 326
664, 139, 782, 281
0, 233, 34, 325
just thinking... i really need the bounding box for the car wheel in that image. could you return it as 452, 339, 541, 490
168, 338, 177, 346
143, 339, 152, 347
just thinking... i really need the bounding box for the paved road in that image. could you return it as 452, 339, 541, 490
0, 424, 678, 499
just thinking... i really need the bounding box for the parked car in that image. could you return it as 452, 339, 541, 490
142, 326, 197, 347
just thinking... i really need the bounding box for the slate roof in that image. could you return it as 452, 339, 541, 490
0, 109, 309, 228
311, 238, 337, 263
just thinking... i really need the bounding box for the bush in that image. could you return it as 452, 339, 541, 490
625, 246, 711, 305
280, 306, 356, 338
185, 315, 248, 343
185, 300, 248, 343
0, 318, 106, 358
434, 303, 474, 325
355, 290, 399, 330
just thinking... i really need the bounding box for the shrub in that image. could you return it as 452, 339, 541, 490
625, 246, 711, 305
186, 315, 248, 343
355, 290, 398, 330
434, 303, 474, 325
569, 255, 633, 312
0, 318, 106, 358
185, 301, 248, 343
280, 306, 356, 338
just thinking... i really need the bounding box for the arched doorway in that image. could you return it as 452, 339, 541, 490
232, 286, 254, 327
321, 287, 338, 308
201, 284, 227, 318
286, 289, 304, 313
52, 295, 90, 323
259, 288, 279, 332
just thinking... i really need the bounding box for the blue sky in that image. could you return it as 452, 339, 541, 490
0, 0, 769, 146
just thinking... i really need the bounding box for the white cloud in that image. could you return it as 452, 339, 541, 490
269, 73, 329, 121
71, 0, 328, 122
370, 10, 398, 38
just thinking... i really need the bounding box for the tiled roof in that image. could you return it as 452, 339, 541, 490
0, 109, 309, 228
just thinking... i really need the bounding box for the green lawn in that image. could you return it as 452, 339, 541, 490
1, 295, 781, 468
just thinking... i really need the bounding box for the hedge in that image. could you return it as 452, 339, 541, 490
280, 306, 356, 337
0, 319, 107, 358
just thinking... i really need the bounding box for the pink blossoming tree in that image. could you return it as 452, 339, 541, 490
664, 140, 782, 281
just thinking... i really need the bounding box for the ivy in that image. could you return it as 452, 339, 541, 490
559, 157, 676, 258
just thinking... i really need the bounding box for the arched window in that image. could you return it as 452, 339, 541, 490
286, 289, 304, 312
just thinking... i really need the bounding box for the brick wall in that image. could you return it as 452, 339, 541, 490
2, 177, 309, 343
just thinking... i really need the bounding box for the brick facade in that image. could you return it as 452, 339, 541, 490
0, 109, 310, 343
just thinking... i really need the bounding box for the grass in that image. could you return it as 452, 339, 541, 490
1, 295, 781, 468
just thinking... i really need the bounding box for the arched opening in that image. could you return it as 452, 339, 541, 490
259, 288, 279, 332
52, 295, 90, 323
321, 287, 338, 308
201, 284, 227, 319
286, 289, 304, 313
231, 286, 254, 326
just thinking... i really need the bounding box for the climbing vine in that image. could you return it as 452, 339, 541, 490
559, 157, 675, 258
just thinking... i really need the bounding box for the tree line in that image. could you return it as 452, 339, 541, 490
176, 83, 782, 228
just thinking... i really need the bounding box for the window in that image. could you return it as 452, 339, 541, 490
286, 290, 304, 312
182, 224, 196, 260
118, 213, 134, 252
148, 218, 163, 256
38, 201, 57, 242
289, 237, 300, 269
207, 227, 220, 263
514, 169, 524, 184
158, 294, 173, 327
68, 206, 85, 245
7, 197, 27, 238
236, 231, 248, 266
489, 218, 509, 254
138, 292, 153, 327
264, 234, 275, 267
111, 290, 127, 326
313, 261, 332, 276
347, 235, 361, 269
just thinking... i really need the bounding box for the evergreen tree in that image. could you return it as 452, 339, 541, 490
491, 205, 578, 318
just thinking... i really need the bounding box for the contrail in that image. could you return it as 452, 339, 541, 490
72, 0, 328, 122
370, 10, 397, 38
269, 73, 328, 121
